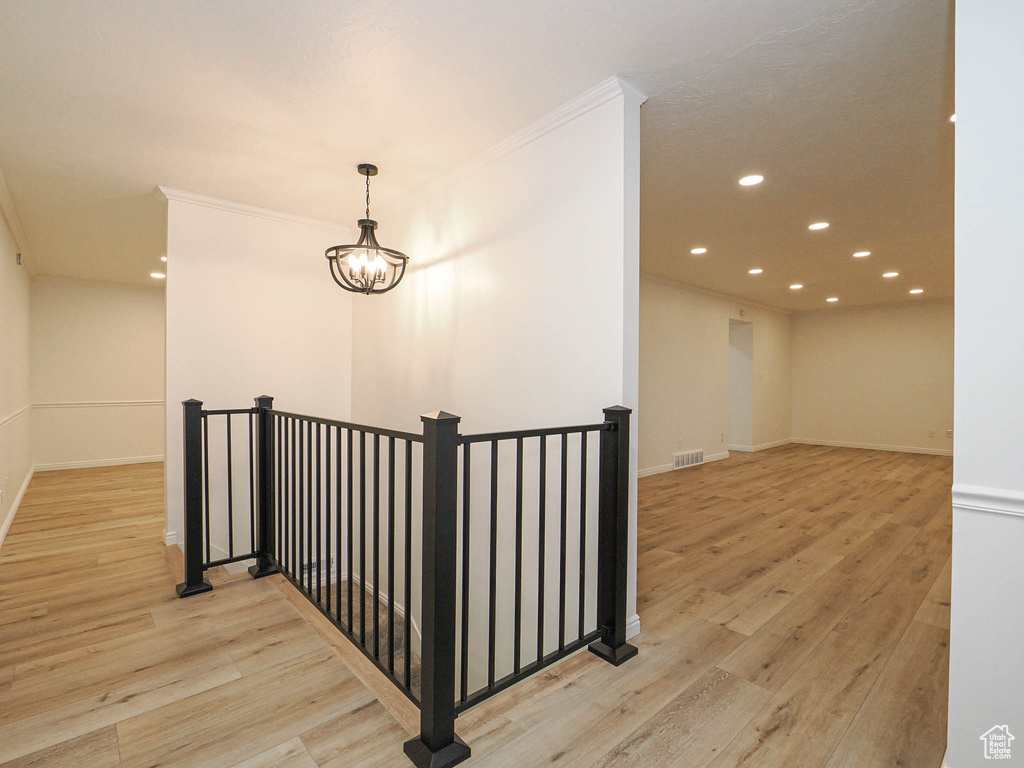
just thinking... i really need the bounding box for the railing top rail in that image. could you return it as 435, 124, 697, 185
202, 407, 259, 416
266, 409, 424, 443
459, 421, 612, 444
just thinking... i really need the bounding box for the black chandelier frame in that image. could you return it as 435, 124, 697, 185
325, 164, 409, 296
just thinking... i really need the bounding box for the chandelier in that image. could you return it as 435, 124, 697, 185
325, 164, 409, 295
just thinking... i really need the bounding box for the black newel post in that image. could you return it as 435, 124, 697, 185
404, 411, 472, 768
588, 405, 638, 666
249, 395, 279, 579
177, 399, 212, 598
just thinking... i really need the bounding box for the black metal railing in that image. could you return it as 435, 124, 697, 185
176, 397, 636, 768
267, 408, 423, 702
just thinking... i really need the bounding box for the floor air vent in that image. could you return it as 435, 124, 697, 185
673, 449, 704, 469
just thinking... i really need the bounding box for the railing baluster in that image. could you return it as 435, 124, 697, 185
226, 414, 234, 558
250, 412, 257, 554
274, 415, 280, 562
292, 418, 297, 581
537, 434, 546, 663
488, 440, 498, 688
404, 439, 413, 691
336, 426, 343, 623
558, 432, 568, 652
283, 418, 289, 575
325, 425, 332, 616
307, 420, 314, 592
203, 412, 211, 564
299, 420, 305, 590
578, 430, 588, 641
514, 437, 523, 675
388, 436, 396, 673
373, 433, 381, 659
316, 422, 323, 607
460, 442, 471, 703
347, 428, 354, 634
360, 430, 367, 645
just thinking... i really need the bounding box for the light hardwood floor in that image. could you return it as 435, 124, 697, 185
0, 444, 951, 767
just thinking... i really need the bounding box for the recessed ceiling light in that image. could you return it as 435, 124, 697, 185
808, 222, 830, 230
748, 268, 763, 275
739, 175, 764, 186
790, 284, 803, 290
690, 247, 707, 255
909, 288, 924, 294
950, 114, 956, 123
161, 256, 167, 262
853, 251, 871, 258
826, 297, 839, 303
150, 272, 166, 279
882, 272, 899, 278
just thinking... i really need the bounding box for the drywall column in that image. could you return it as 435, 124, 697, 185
162, 191, 354, 549
948, 4, 1024, 766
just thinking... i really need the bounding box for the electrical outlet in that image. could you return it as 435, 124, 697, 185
677, 438, 683, 449
946, 429, 953, 438
928, 429, 935, 438
720, 433, 725, 443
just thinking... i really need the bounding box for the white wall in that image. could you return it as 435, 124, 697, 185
639, 276, 792, 473
0, 211, 31, 542
163, 193, 354, 546
728, 320, 754, 449
791, 300, 954, 455
948, 4, 1024, 766
29, 277, 166, 470
349, 78, 644, 686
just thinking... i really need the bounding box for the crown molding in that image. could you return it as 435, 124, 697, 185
155, 186, 350, 235
459, 76, 648, 176
640, 272, 793, 316
0, 162, 32, 270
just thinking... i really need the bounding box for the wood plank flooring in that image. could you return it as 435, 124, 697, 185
0, 444, 951, 767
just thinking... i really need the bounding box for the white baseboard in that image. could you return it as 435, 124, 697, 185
637, 464, 672, 478
790, 438, 952, 457
638, 450, 729, 478
163, 530, 178, 547
0, 467, 34, 551
728, 439, 791, 453
34, 455, 165, 472
626, 613, 641, 640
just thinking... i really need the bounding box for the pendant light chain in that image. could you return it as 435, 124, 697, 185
365, 172, 371, 220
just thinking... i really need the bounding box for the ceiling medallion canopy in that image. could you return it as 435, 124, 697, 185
325, 164, 409, 295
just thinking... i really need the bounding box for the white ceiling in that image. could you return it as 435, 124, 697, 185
0, 0, 953, 310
